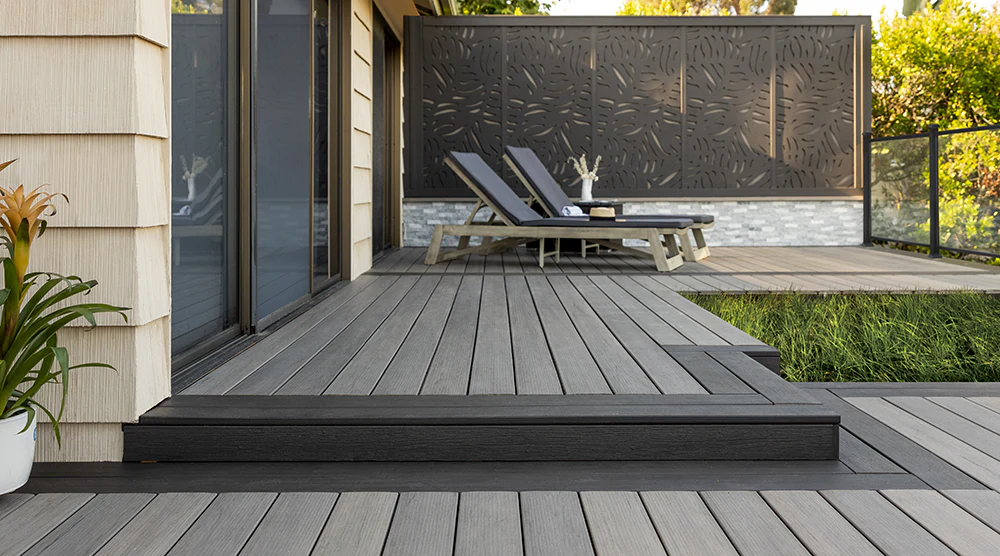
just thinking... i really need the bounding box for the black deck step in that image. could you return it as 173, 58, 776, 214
124, 395, 839, 463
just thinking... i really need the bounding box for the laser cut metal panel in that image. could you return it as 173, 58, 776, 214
404, 17, 870, 198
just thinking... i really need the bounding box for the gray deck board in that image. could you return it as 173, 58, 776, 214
669, 351, 755, 395
701, 491, 810, 556
520, 492, 594, 556
570, 276, 707, 394
888, 396, 1000, 460
882, 489, 1000, 556
421, 276, 482, 395
623, 276, 728, 345
823, 490, 957, 556
838, 429, 907, 474
548, 276, 658, 394
640, 491, 738, 556
588, 275, 692, 345
0, 493, 94, 556
94, 493, 215, 556
166, 493, 277, 556
238, 493, 339, 556
505, 276, 562, 394
0, 494, 33, 523
469, 276, 516, 394
929, 397, 1000, 435
710, 351, 818, 404
761, 490, 882, 556
526, 276, 611, 394
580, 492, 667, 556
22, 493, 153, 556
325, 277, 440, 394
371, 277, 460, 394
381, 492, 458, 556
310, 492, 397, 556
454, 492, 522, 556
943, 489, 1000, 533
277, 276, 419, 394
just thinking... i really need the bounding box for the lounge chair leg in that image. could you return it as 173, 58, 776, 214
555, 238, 561, 264
425, 225, 445, 265
678, 232, 697, 260
692, 228, 711, 260
648, 230, 684, 272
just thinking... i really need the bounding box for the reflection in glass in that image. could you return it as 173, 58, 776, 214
171, 0, 234, 354
314, 0, 331, 282
256, 0, 312, 319
371, 11, 389, 256
871, 136, 931, 245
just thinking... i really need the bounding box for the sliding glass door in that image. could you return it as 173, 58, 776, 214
371, 10, 395, 257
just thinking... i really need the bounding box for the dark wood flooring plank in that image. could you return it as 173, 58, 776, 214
311, 492, 398, 556
580, 492, 667, 556
525, 276, 610, 394
570, 277, 706, 394
421, 276, 482, 395
549, 276, 658, 394
166, 493, 278, 556
761, 491, 882, 556
95, 493, 215, 556
701, 491, 810, 556
372, 248, 408, 272
505, 276, 562, 394
640, 491, 738, 556
514, 248, 543, 274
224, 276, 396, 395
588, 276, 692, 345
669, 351, 755, 395
970, 397, 1000, 416
644, 280, 767, 346
839, 429, 906, 474
325, 277, 441, 394
943, 490, 1000, 534
810, 390, 982, 490
622, 276, 728, 346
387, 248, 424, 273
373, 277, 461, 394
277, 276, 419, 395
0, 493, 94, 556
469, 276, 515, 394
0, 494, 32, 522
501, 252, 522, 274
520, 492, 594, 556
823, 490, 956, 556
883, 489, 1000, 556
888, 397, 1000, 460
847, 396, 1000, 490
454, 492, 522, 556
23, 493, 153, 556
381, 492, 458, 556
930, 397, 1000, 435
483, 253, 504, 274
710, 351, 818, 404
182, 275, 381, 395
239, 493, 339, 556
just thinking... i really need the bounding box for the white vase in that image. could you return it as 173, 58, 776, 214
581, 178, 594, 202
0, 409, 36, 495
186, 177, 196, 202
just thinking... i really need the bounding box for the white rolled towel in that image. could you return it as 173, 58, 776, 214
561, 205, 585, 217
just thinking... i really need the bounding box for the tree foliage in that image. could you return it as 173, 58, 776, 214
617, 0, 796, 16
458, 0, 553, 14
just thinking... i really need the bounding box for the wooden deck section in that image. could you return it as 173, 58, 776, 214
16, 388, 1000, 556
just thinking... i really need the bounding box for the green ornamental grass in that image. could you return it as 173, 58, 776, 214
688, 292, 1000, 383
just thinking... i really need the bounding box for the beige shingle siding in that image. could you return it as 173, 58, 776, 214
351, 0, 375, 278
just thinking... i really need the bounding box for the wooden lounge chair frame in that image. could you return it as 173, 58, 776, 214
502, 152, 713, 261
425, 157, 687, 272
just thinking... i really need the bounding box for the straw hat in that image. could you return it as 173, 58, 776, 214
589, 206, 616, 219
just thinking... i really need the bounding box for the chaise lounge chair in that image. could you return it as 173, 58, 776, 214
503, 146, 714, 261
425, 151, 695, 272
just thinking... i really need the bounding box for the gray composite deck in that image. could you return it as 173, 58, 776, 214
14, 388, 1000, 555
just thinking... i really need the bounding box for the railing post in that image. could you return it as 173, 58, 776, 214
862, 131, 872, 246
928, 124, 941, 258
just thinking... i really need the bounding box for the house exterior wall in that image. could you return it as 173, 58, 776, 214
350, 0, 375, 279
0, 0, 172, 461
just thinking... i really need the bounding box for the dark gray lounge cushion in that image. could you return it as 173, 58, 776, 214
448, 151, 693, 229
504, 146, 714, 225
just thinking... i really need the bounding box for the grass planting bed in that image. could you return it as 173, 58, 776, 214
688, 292, 1000, 382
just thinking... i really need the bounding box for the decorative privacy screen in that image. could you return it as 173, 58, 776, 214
404, 16, 871, 199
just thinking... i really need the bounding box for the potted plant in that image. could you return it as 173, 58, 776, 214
569, 153, 601, 202
0, 159, 127, 494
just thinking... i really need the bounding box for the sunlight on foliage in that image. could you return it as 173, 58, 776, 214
617, 0, 795, 16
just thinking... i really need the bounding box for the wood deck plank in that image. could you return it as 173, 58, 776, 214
0, 493, 95, 556
580, 492, 667, 556
709, 351, 818, 404
421, 276, 483, 394
888, 396, 1000, 460
617, 276, 727, 345
640, 491, 738, 556
0, 494, 33, 523
469, 276, 516, 394
942, 489, 1000, 534
883, 489, 1000, 556
669, 351, 755, 395
761, 490, 881, 556
238, 493, 339, 556
311, 492, 398, 556
520, 492, 595, 556
822, 490, 956, 556
381, 492, 458, 556
22, 493, 153, 556
701, 491, 810, 556
166, 493, 278, 556
505, 276, 562, 394
454, 492, 522, 556
588, 276, 692, 345
838, 429, 906, 474
95, 493, 215, 556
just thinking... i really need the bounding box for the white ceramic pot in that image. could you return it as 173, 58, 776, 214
581, 178, 594, 202
0, 409, 36, 495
